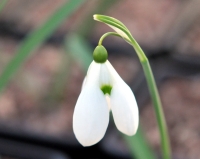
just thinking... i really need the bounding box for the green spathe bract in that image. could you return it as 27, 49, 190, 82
94, 14, 132, 45
93, 45, 108, 63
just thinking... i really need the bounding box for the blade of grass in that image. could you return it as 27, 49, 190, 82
65, 33, 93, 71
0, 0, 8, 13
124, 126, 156, 159
0, 0, 85, 92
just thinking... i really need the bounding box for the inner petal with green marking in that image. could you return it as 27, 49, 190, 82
101, 85, 112, 95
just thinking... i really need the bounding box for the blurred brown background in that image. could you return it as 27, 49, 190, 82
0, 0, 200, 159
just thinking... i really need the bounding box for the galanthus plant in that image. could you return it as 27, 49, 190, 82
73, 45, 139, 146
73, 15, 171, 159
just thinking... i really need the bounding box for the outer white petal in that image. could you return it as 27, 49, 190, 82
81, 76, 87, 90
105, 61, 123, 83
81, 61, 98, 90
106, 61, 139, 136
73, 61, 109, 146
82, 60, 111, 90
84, 61, 100, 86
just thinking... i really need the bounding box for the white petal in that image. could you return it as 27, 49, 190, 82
105, 61, 139, 135
82, 60, 101, 89
84, 61, 100, 86
73, 85, 109, 146
105, 60, 123, 84
110, 83, 139, 136
73, 61, 109, 146
81, 76, 87, 90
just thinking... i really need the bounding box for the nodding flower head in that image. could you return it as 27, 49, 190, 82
73, 45, 139, 146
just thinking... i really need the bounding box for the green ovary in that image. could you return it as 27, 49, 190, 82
101, 85, 112, 95
93, 45, 108, 63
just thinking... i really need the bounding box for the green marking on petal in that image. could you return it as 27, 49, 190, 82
101, 85, 112, 95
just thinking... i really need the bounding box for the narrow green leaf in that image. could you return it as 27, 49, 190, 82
124, 126, 156, 159
0, 0, 7, 13
65, 34, 93, 71
0, 0, 85, 92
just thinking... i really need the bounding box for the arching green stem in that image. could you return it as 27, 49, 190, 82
98, 32, 121, 46
99, 33, 171, 159
129, 36, 171, 159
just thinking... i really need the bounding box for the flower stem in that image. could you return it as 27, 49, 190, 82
98, 32, 171, 159
98, 32, 121, 46
141, 60, 171, 159
130, 38, 171, 159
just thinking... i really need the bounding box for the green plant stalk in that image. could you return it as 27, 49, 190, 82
98, 32, 122, 45
130, 38, 171, 159
99, 32, 171, 159
0, 0, 85, 93
142, 61, 170, 159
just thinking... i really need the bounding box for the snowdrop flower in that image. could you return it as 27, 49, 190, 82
73, 45, 139, 146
